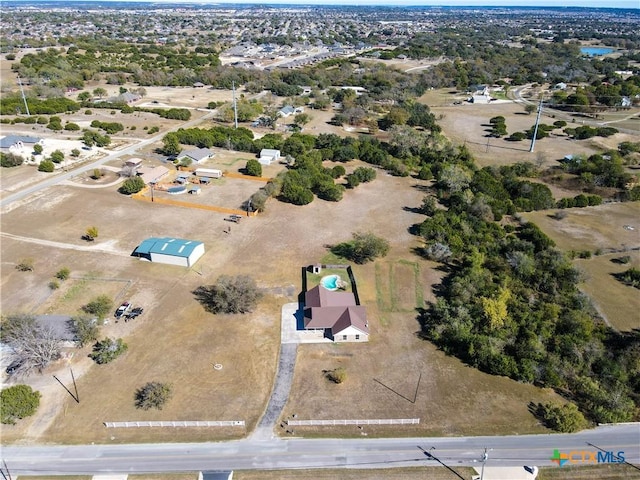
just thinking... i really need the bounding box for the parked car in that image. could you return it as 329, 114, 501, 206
115, 302, 131, 318
126, 307, 144, 320
5, 360, 22, 375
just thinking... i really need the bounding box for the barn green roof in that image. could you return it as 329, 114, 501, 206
134, 237, 203, 258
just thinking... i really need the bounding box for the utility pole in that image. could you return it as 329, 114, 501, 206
480, 447, 491, 480
17, 74, 30, 117
529, 96, 544, 153
232, 81, 238, 129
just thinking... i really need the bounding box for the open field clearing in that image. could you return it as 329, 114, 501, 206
419, 89, 640, 170
521, 202, 640, 331
1, 159, 569, 443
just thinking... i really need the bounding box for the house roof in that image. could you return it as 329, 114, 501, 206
0, 135, 42, 148
137, 165, 169, 184
134, 237, 204, 258
278, 106, 295, 115
182, 148, 214, 162
304, 285, 368, 335
35, 315, 76, 342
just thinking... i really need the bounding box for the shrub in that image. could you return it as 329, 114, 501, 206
331, 232, 390, 264
245, 159, 262, 177
89, 338, 128, 364
326, 367, 346, 384
119, 176, 145, 194
82, 294, 113, 320
0, 385, 41, 424
16, 258, 34, 271
55, 267, 71, 280
193, 275, 263, 314
135, 381, 172, 410
48, 280, 60, 290
535, 402, 586, 433
50, 150, 64, 164
38, 160, 55, 172
1, 152, 24, 167
331, 165, 346, 178
64, 122, 80, 131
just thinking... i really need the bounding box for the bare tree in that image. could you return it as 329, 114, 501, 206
1, 315, 62, 376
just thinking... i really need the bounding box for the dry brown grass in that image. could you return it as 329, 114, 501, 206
521, 203, 640, 331
281, 253, 561, 438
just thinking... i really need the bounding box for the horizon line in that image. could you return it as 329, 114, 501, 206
1, 0, 638, 8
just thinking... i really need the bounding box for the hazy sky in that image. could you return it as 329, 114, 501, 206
66, 0, 639, 7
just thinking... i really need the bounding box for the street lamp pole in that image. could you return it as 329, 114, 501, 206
480, 447, 490, 480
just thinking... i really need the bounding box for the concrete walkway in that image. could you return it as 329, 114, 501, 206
251, 343, 297, 441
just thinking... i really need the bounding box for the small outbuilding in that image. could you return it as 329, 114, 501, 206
259, 149, 280, 165
194, 168, 223, 178
132, 237, 205, 267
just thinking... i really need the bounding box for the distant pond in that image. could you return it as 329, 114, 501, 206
580, 46, 614, 56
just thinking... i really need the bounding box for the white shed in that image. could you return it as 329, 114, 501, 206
194, 168, 223, 178
259, 149, 280, 165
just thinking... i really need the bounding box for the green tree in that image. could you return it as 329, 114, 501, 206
38, 160, 54, 172
135, 381, 172, 410
119, 176, 145, 195
245, 159, 262, 177
524, 104, 537, 115
93, 87, 107, 99
331, 232, 390, 264
0, 385, 41, 425
33, 144, 43, 155
89, 337, 128, 364
193, 275, 263, 314
69, 315, 99, 347
71, 148, 80, 158
82, 294, 113, 320
1, 152, 24, 167
535, 402, 586, 433
50, 150, 64, 164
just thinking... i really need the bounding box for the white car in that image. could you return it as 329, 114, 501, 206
115, 302, 131, 318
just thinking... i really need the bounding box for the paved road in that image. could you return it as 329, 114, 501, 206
0, 110, 216, 209
1, 424, 638, 475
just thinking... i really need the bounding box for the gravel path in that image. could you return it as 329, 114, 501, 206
251, 342, 298, 441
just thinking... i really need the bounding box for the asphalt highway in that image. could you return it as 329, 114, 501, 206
1, 424, 638, 475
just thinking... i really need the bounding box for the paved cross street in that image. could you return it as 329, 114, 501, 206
1, 423, 638, 475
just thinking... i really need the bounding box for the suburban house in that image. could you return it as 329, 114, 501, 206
109, 92, 141, 104
259, 148, 280, 165
0, 135, 44, 151
120, 158, 143, 176
303, 285, 369, 342
181, 147, 215, 164
36, 315, 76, 346
132, 237, 205, 267
137, 165, 169, 184
278, 105, 295, 117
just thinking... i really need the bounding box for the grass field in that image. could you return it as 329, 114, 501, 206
521, 203, 640, 331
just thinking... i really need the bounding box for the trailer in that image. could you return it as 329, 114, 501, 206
194, 168, 223, 179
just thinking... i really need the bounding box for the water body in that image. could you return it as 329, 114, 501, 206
581, 47, 615, 56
